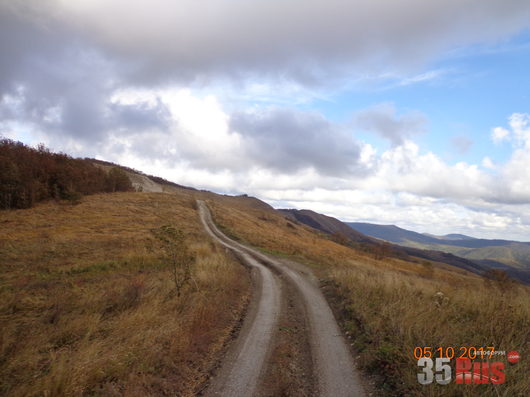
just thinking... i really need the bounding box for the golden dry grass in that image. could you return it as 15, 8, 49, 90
332, 261, 530, 396
0, 192, 249, 396
2, 191, 528, 396
207, 197, 530, 397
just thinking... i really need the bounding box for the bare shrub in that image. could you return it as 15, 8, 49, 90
150, 225, 195, 297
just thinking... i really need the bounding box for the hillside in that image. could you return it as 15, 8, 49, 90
347, 222, 443, 245
0, 190, 253, 396
436, 233, 477, 240
280, 209, 510, 279
348, 222, 530, 273
2, 152, 529, 396
279, 208, 373, 243
207, 195, 530, 396
90, 159, 197, 194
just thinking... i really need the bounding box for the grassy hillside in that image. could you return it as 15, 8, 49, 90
1, 184, 528, 396
348, 222, 439, 245
279, 208, 372, 243
0, 192, 249, 396
279, 210, 503, 280
208, 198, 530, 396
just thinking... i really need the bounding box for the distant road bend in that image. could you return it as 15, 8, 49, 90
198, 200, 366, 397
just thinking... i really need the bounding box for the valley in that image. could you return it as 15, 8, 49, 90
348, 222, 530, 283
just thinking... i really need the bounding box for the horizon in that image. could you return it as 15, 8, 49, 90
341, 219, 530, 243
2, 1, 530, 241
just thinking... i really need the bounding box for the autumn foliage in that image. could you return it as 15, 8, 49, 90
0, 139, 133, 209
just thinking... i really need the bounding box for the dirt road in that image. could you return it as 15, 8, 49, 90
198, 200, 366, 396
199, 202, 281, 397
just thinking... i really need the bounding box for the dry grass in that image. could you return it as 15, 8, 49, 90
207, 197, 530, 397
0, 192, 250, 396
332, 261, 530, 396
207, 198, 361, 267
3, 191, 528, 396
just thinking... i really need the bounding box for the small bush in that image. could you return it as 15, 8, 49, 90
150, 225, 195, 297
62, 191, 82, 205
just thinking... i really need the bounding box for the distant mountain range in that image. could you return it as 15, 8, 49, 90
277, 209, 530, 284
347, 222, 530, 271
425, 233, 477, 241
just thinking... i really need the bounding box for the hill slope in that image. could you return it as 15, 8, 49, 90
278, 210, 530, 283
279, 209, 373, 243
2, 155, 529, 396
0, 190, 252, 396
207, 196, 530, 397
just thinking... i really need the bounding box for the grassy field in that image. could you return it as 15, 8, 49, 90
0, 192, 249, 396
1, 190, 528, 396
208, 197, 530, 397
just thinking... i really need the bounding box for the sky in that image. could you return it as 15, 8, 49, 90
1, 0, 530, 241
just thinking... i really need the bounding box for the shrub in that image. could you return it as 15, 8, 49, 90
150, 225, 195, 297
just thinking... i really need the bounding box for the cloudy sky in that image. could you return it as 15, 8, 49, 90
2, 0, 530, 240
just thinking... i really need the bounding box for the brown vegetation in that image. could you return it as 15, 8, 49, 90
0, 192, 249, 396
149, 225, 195, 297
0, 139, 133, 209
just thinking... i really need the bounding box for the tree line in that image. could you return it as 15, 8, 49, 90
0, 139, 133, 210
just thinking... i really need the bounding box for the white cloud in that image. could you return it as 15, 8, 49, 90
97, 89, 365, 176
86, 94, 530, 240
396, 69, 447, 86
482, 156, 495, 170
491, 113, 530, 204
266, 190, 530, 241
9, 85, 529, 240
508, 112, 530, 148
491, 126, 510, 144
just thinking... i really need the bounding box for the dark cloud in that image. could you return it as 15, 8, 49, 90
2, 0, 530, 146
0, 3, 47, 94
4, 0, 530, 90
230, 108, 361, 175
354, 103, 427, 146
0, 3, 170, 143
108, 100, 171, 132
22, 0, 530, 87
452, 136, 474, 154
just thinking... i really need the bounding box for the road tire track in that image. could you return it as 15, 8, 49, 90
247, 254, 366, 397
199, 201, 281, 397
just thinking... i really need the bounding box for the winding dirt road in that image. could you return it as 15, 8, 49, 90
198, 200, 366, 397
